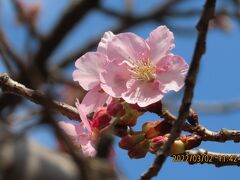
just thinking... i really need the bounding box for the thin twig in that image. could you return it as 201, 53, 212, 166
184, 124, 240, 143
161, 110, 240, 143
0, 73, 79, 120
140, 0, 216, 179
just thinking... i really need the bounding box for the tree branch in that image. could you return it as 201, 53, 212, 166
184, 124, 240, 143
0, 73, 79, 120
161, 110, 240, 143
140, 0, 216, 179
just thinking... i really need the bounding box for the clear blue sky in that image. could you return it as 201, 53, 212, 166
1, 0, 240, 179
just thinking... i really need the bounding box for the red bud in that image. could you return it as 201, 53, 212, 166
119, 132, 145, 150
107, 101, 125, 117
128, 140, 149, 159
91, 107, 112, 130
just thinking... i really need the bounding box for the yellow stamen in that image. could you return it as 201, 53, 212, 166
130, 59, 156, 82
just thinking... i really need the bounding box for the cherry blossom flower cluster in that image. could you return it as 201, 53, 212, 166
59, 26, 191, 158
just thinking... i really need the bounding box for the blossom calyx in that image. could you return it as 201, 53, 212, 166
119, 132, 145, 150
128, 140, 149, 159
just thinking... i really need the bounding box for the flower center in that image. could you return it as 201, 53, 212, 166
130, 59, 156, 82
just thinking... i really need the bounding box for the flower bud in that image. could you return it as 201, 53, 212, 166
91, 107, 112, 130
128, 140, 149, 159
119, 132, 145, 150
179, 135, 202, 150
170, 140, 185, 154
117, 106, 142, 127
142, 121, 161, 133
154, 120, 172, 135
107, 101, 125, 117
145, 120, 172, 139
149, 135, 168, 153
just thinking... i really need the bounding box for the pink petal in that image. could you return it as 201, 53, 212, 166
75, 99, 92, 132
97, 31, 115, 54
106, 96, 112, 105
107, 32, 150, 64
81, 141, 96, 157
156, 54, 189, 92
81, 85, 111, 115
100, 61, 130, 97
58, 121, 89, 145
77, 133, 91, 145
58, 121, 78, 137
122, 80, 164, 107
73, 52, 107, 91
146, 26, 175, 64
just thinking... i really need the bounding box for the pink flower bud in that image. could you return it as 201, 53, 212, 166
91, 107, 112, 130
149, 135, 168, 153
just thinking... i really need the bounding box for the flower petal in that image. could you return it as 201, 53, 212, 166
75, 99, 92, 132
146, 26, 175, 64
97, 31, 115, 54
81, 141, 96, 157
107, 32, 149, 63
156, 54, 189, 92
81, 85, 111, 115
73, 52, 107, 91
77, 132, 91, 145
122, 80, 164, 107
58, 121, 89, 145
58, 121, 78, 137
100, 61, 130, 97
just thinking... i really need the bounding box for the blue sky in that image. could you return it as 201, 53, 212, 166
1, 0, 240, 179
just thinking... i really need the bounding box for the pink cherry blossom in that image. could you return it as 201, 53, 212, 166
72, 31, 115, 114
100, 26, 189, 107
58, 99, 96, 157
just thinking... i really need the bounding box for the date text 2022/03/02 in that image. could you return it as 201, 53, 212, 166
172, 154, 240, 163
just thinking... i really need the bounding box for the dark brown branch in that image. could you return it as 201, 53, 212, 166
184, 124, 240, 143
0, 73, 79, 120
161, 109, 240, 143
140, 0, 216, 179
180, 149, 240, 167
33, 0, 99, 77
